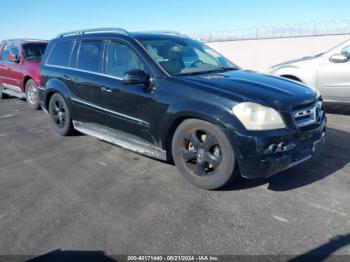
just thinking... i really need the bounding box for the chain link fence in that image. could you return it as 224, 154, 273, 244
189, 20, 350, 42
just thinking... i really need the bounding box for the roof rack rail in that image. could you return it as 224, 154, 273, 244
57, 28, 129, 38
4, 38, 47, 42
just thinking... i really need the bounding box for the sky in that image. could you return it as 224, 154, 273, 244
1, 0, 349, 41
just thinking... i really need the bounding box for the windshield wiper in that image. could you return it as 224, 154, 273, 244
176, 67, 238, 76
208, 67, 238, 72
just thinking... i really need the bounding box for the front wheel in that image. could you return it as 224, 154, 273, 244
25, 79, 40, 109
172, 119, 238, 190
48, 93, 75, 136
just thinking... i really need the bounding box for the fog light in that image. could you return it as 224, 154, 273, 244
264, 141, 296, 155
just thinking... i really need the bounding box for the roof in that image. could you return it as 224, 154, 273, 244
131, 32, 189, 41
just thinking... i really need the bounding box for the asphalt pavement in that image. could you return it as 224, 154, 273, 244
0, 98, 349, 258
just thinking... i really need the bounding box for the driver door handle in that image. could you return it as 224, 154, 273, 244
101, 86, 112, 93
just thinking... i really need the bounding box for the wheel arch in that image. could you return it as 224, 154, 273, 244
44, 78, 72, 109
272, 66, 308, 85
23, 76, 33, 92
162, 111, 231, 162
280, 74, 303, 83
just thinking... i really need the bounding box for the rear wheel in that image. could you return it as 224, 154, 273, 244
48, 93, 74, 136
172, 119, 238, 190
0, 86, 9, 99
25, 79, 40, 109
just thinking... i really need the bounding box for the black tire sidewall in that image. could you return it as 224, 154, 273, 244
25, 79, 40, 109
49, 93, 72, 136
172, 119, 237, 190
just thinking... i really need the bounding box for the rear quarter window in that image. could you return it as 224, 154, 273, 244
46, 41, 72, 67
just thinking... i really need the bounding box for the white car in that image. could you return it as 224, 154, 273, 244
270, 39, 350, 105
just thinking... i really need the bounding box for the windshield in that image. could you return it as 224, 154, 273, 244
139, 38, 238, 75
22, 43, 47, 62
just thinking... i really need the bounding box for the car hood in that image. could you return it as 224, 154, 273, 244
178, 70, 317, 110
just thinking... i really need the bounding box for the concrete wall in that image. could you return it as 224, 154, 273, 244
207, 34, 350, 73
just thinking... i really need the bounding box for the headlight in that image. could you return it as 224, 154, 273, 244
232, 102, 286, 130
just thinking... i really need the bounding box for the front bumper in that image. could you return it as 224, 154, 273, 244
225, 117, 326, 179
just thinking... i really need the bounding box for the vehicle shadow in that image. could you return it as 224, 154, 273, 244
289, 233, 350, 261
26, 249, 118, 262
223, 127, 350, 192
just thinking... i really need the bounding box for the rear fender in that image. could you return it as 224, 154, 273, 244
44, 78, 71, 109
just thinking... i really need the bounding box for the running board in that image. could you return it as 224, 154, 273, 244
2, 87, 25, 99
73, 121, 167, 161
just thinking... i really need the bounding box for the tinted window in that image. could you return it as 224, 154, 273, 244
23, 43, 47, 62
77, 41, 103, 72
106, 42, 145, 78
0, 43, 5, 60
68, 41, 80, 67
0, 43, 13, 62
341, 46, 350, 58
47, 41, 72, 66
140, 38, 236, 75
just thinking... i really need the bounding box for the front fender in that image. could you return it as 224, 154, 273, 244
158, 101, 244, 150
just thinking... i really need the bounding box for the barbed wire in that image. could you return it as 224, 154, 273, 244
189, 19, 350, 42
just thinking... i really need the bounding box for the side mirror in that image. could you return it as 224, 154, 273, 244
122, 69, 150, 85
330, 54, 349, 63
8, 54, 20, 63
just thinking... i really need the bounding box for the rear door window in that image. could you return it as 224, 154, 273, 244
77, 41, 104, 73
68, 41, 80, 68
46, 41, 72, 67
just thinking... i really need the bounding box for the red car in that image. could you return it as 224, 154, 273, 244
0, 39, 47, 109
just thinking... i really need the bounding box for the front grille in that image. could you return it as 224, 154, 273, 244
293, 100, 324, 130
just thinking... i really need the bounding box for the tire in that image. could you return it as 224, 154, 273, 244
48, 93, 75, 136
0, 86, 9, 99
25, 79, 40, 109
172, 119, 238, 190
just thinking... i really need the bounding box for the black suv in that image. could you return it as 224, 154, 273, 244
39, 28, 326, 189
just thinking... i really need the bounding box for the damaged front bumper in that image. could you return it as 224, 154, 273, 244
225, 117, 326, 179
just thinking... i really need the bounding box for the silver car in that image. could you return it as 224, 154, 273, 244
270, 39, 350, 105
